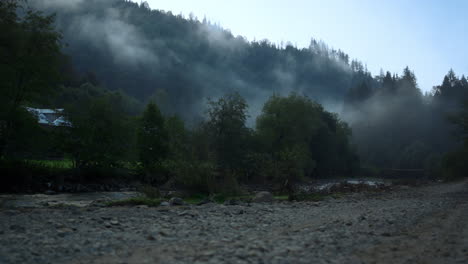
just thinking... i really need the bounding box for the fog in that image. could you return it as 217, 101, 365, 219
33, 0, 356, 125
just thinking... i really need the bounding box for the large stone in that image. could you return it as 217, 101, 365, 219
160, 201, 170, 207
169, 197, 184, 206
253, 191, 274, 203
224, 199, 240, 206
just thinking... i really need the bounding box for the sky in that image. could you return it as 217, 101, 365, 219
135, 0, 468, 92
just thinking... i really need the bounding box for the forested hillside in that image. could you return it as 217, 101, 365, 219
32, 0, 467, 173
33, 0, 371, 121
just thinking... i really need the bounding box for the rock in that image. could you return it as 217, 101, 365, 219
164, 191, 186, 199
169, 197, 184, 206
234, 209, 246, 215
147, 234, 156, 240
253, 191, 274, 203
178, 211, 198, 217
197, 198, 213, 206
136, 205, 149, 209
224, 199, 240, 206
160, 202, 170, 207
44, 190, 56, 195
110, 220, 119, 225
201, 250, 216, 256
57, 228, 73, 237
159, 229, 170, 237
9, 225, 25, 233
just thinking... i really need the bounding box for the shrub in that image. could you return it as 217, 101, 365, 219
442, 148, 468, 180
163, 159, 216, 194
137, 184, 160, 198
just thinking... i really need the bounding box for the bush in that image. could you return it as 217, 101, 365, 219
163, 160, 216, 194
442, 149, 468, 180
0, 159, 68, 192
161, 160, 241, 196
137, 184, 160, 198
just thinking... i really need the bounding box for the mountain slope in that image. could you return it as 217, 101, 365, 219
34, 0, 369, 120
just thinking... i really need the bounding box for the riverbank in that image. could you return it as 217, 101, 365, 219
0, 180, 467, 264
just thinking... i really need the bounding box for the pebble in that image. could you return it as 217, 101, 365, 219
0, 182, 466, 264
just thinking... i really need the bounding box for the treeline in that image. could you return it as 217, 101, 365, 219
4, 85, 361, 194
344, 67, 468, 179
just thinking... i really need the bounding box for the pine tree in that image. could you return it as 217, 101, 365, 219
137, 102, 168, 170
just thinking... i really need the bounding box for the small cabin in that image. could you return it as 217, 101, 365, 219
26, 107, 72, 127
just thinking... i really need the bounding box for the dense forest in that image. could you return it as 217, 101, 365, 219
1, 0, 467, 195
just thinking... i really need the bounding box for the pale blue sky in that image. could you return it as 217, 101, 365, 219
137, 0, 468, 92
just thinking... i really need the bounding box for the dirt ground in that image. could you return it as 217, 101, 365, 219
0, 180, 467, 264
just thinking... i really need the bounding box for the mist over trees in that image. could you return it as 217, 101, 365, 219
31, 0, 372, 122
344, 67, 467, 174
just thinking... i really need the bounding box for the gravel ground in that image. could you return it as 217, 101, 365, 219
0, 180, 467, 264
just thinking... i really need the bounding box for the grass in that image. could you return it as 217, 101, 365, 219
106, 196, 162, 207
184, 193, 207, 205
275, 193, 334, 202
274, 195, 289, 201
330, 192, 345, 199
27, 159, 74, 169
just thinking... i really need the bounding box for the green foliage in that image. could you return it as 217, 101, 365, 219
449, 100, 468, 146
137, 102, 168, 169
256, 93, 357, 181
28, 159, 74, 169
65, 94, 133, 170
255, 93, 319, 184
0, 159, 68, 192
0, 0, 62, 156
257, 93, 321, 152
162, 159, 217, 194
442, 149, 468, 180
205, 92, 249, 171
1, 107, 47, 158
0, 0, 62, 109
165, 115, 189, 160
396, 141, 432, 169
441, 100, 468, 179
